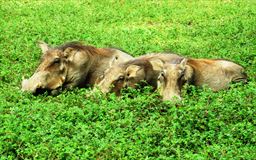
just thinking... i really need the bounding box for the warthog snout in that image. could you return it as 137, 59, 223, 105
22, 79, 42, 93
161, 90, 182, 101
21, 71, 64, 95
158, 78, 182, 101
21, 72, 47, 93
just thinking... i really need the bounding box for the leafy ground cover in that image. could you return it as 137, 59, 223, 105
0, 0, 255, 159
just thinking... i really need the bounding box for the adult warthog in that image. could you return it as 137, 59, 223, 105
157, 58, 248, 101
22, 41, 133, 94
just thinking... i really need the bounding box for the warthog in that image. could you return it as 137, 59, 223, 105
22, 41, 133, 94
96, 53, 183, 95
157, 58, 247, 101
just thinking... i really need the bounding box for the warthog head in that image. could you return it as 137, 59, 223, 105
96, 58, 164, 95
21, 41, 83, 94
96, 65, 126, 95
157, 58, 193, 101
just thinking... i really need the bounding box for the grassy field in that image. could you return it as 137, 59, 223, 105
0, 0, 255, 159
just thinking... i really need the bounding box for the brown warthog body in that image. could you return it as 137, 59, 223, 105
186, 59, 247, 90
22, 41, 133, 94
96, 53, 183, 95
158, 58, 247, 101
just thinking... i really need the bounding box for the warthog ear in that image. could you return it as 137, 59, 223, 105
184, 65, 194, 82
180, 59, 193, 82
150, 59, 164, 71
63, 47, 76, 61
38, 41, 50, 54
179, 58, 188, 70
126, 65, 141, 77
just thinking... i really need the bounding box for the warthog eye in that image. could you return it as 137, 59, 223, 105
158, 72, 165, 80
118, 76, 124, 81
53, 58, 60, 64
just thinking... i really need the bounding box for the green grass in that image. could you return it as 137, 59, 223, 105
0, 0, 256, 159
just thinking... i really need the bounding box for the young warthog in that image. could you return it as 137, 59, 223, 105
157, 58, 247, 101
96, 53, 183, 95
22, 41, 133, 94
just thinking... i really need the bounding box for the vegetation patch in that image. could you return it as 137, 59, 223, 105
0, 1, 255, 159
